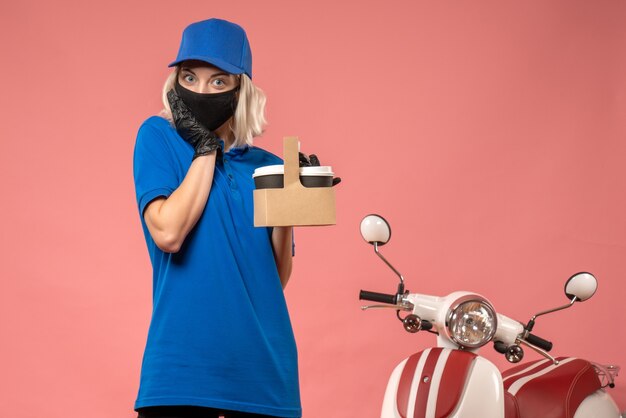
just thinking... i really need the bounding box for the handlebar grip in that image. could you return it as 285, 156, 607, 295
359, 290, 397, 304
526, 333, 553, 352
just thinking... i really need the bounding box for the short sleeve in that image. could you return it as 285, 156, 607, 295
133, 120, 181, 216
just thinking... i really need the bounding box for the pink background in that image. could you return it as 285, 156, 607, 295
1, 0, 625, 416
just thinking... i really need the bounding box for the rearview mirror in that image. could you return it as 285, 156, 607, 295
360, 214, 391, 246
564, 272, 597, 302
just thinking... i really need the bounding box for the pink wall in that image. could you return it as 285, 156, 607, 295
1, 0, 625, 416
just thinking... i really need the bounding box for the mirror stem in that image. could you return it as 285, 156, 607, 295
525, 296, 578, 334
531, 296, 578, 322
374, 242, 405, 287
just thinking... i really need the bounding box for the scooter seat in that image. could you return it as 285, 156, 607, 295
502, 357, 601, 418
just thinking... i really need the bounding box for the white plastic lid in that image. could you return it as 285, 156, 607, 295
300, 166, 334, 176
252, 165, 283, 178
253, 165, 334, 178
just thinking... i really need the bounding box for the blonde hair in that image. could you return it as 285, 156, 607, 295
159, 66, 267, 147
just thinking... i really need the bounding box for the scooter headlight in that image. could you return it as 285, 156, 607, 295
446, 296, 497, 349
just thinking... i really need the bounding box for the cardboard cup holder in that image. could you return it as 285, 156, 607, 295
253, 137, 336, 227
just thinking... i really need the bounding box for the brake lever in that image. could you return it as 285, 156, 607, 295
361, 304, 413, 311
517, 338, 559, 365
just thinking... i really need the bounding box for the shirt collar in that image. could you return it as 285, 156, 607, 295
220, 139, 250, 157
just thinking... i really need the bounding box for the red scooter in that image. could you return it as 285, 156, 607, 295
358, 214, 622, 418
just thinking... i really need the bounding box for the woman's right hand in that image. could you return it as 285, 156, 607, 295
144, 92, 220, 252
167, 89, 221, 159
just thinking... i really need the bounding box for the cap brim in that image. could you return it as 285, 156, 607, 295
168, 55, 244, 76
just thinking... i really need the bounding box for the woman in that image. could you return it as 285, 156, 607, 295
132, 18, 301, 418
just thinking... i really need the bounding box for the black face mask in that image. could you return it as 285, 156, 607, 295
174, 79, 239, 131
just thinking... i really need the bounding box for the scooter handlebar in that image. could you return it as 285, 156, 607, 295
526, 333, 553, 352
359, 290, 397, 305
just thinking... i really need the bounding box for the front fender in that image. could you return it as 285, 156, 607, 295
381, 347, 504, 418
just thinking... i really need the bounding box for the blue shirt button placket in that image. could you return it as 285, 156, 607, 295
223, 157, 238, 191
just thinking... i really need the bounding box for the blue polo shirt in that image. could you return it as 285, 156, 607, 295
132, 116, 301, 417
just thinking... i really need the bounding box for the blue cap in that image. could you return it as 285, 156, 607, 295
169, 18, 253, 79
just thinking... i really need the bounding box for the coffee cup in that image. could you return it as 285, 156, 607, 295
253, 165, 334, 189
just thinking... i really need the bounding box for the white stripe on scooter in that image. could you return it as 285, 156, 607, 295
507, 358, 577, 396
502, 358, 551, 383
407, 348, 431, 418
425, 348, 452, 418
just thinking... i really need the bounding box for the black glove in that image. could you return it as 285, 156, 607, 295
167, 89, 221, 159
298, 152, 320, 167
298, 152, 342, 186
